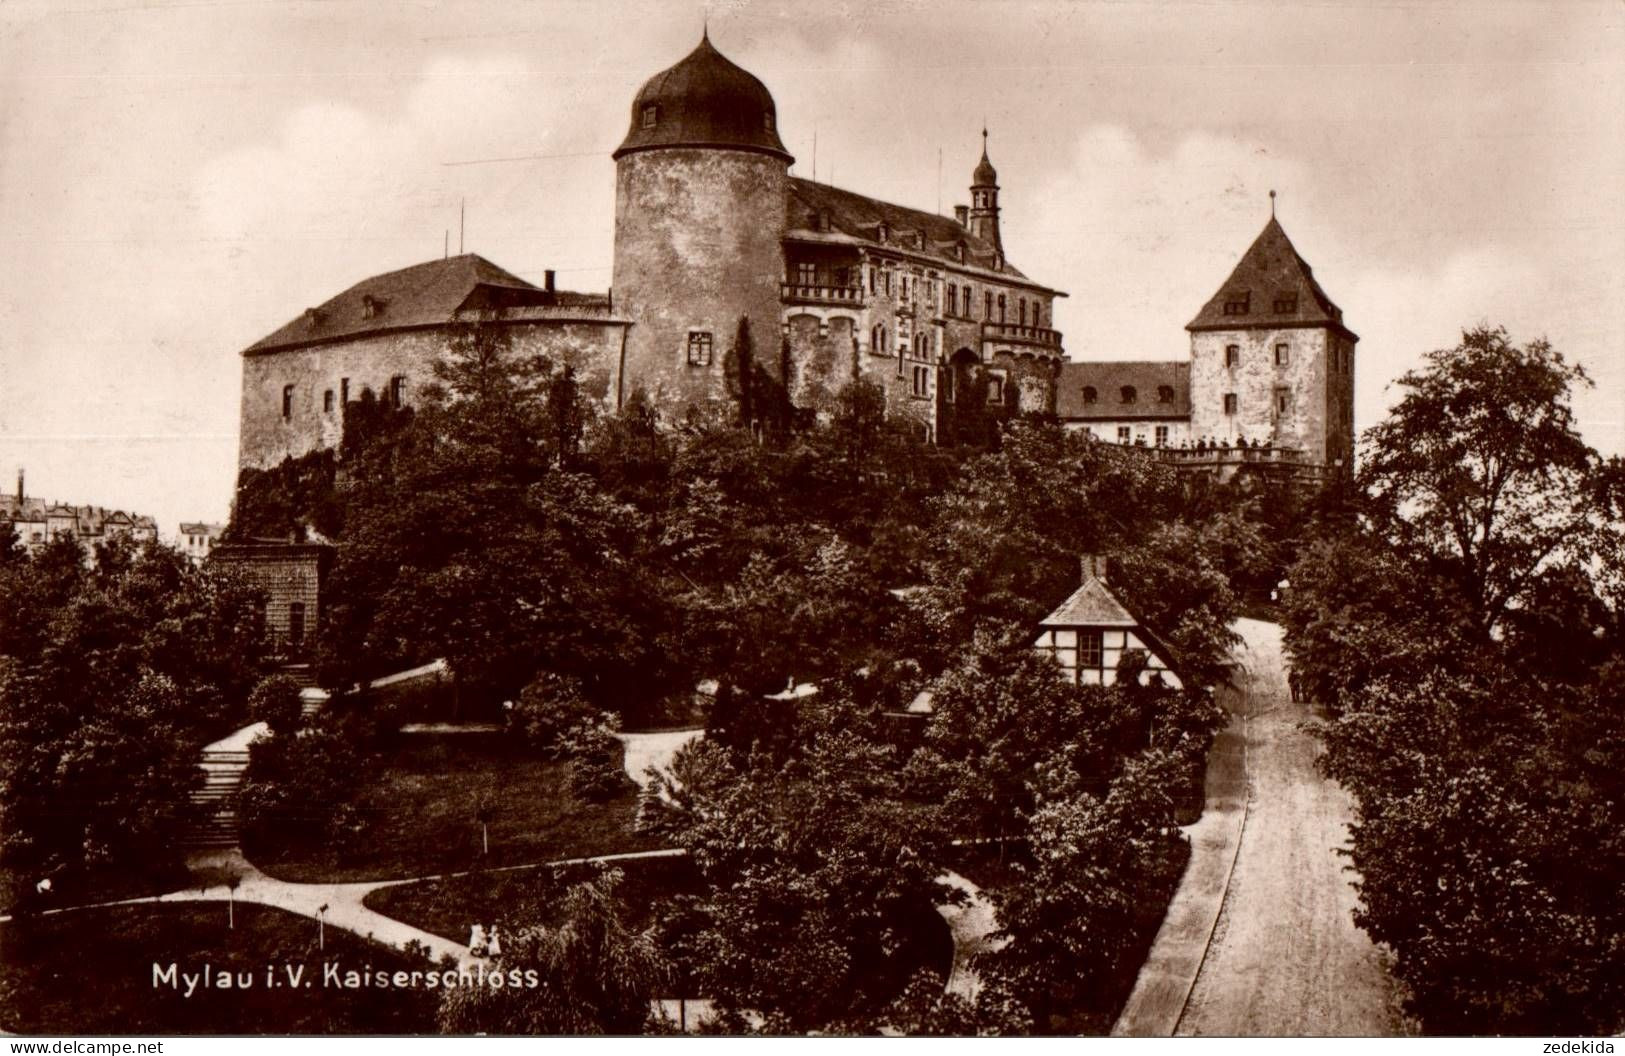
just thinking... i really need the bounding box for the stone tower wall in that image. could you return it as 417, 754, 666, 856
613, 148, 788, 414
1188, 327, 1332, 464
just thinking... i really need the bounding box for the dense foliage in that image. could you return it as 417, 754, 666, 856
216, 320, 1267, 1031
1281, 327, 1625, 1034
0, 537, 265, 902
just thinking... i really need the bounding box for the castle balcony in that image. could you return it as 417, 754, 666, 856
780, 283, 866, 308
1152, 443, 1331, 481
981, 322, 1063, 352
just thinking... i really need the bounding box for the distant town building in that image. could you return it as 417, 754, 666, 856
1033, 557, 1183, 688
1058, 214, 1356, 482
0, 470, 158, 555
178, 522, 225, 564
235, 32, 1065, 468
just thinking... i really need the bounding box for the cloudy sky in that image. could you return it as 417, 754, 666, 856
2, 0, 1621, 534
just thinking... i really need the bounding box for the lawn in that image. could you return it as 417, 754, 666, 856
0, 858, 190, 917
363, 853, 703, 943
246, 732, 667, 883
0, 902, 439, 1034
243, 724, 663, 877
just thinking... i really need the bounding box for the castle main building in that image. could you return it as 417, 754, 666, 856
237, 32, 1351, 479
237, 32, 1065, 469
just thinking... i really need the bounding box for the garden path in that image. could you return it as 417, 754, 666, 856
1114, 619, 1406, 1037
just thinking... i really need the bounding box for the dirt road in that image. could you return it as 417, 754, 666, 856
1173, 618, 1405, 1036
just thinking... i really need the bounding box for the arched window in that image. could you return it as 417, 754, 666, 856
997, 294, 1006, 322
872, 324, 886, 353
1120, 385, 1137, 404
1082, 386, 1098, 405
915, 333, 929, 359
1019, 298, 1027, 326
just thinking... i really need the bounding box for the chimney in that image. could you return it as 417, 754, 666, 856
544, 270, 556, 293
1081, 553, 1109, 582
954, 204, 969, 226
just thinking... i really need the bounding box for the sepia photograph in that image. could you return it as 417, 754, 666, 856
0, 0, 1621, 1041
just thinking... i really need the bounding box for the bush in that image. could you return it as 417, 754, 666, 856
238, 717, 365, 851
563, 720, 632, 804
248, 674, 305, 735
508, 671, 596, 758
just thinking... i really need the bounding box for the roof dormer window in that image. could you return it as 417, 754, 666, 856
304, 307, 324, 328
763, 111, 774, 132
1158, 384, 1175, 403
642, 104, 659, 129
1120, 385, 1138, 404
1222, 291, 1251, 315
361, 294, 382, 319
1082, 386, 1098, 405
1273, 294, 1298, 314
877, 222, 889, 243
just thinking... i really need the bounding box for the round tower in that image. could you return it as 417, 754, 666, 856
611, 32, 792, 414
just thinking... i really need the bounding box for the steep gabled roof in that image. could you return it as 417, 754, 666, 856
785, 178, 1056, 291
1056, 360, 1191, 421
1186, 216, 1354, 338
1040, 573, 1138, 628
244, 254, 593, 355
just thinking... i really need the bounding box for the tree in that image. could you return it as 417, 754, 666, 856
980, 751, 1190, 1032
0, 542, 265, 880
1361, 326, 1603, 630
436, 868, 668, 1034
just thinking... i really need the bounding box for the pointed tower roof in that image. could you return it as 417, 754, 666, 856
972, 129, 998, 187
1186, 216, 1355, 339
614, 34, 792, 163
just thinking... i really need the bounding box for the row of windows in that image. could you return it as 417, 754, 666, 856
281, 376, 405, 419
1110, 425, 1173, 446
1223, 343, 1294, 369
1217, 390, 1293, 415
642, 103, 774, 133
1081, 384, 1176, 406
851, 261, 1045, 327
1221, 292, 1299, 316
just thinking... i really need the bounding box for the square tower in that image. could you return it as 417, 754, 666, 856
1185, 215, 1356, 472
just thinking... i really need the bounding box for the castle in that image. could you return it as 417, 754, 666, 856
237, 32, 1353, 481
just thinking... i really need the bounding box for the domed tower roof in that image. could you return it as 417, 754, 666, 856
972, 129, 998, 187
613, 33, 793, 163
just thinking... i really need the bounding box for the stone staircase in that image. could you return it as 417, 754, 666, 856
182, 741, 252, 850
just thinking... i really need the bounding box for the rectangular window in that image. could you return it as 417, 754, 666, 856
323, 389, 334, 413
686, 331, 713, 367
1275, 343, 1289, 366
1078, 629, 1103, 668
282, 384, 295, 420
341, 377, 350, 405
1223, 293, 1250, 315
833, 266, 850, 288
1225, 345, 1240, 368
1117, 425, 1131, 443
1275, 388, 1291, 415
911, 366, 930, 398
947, 284, 957, 315
1019, 298, 1027, 326
869, 267, 877, 294
389, 375, 407, 407
988, 373, 1005, 404
997, 294, 1006, 322
795, 262, 816, 285
1155, 425, 1170, 447
1273, 295, 1298, 314
1224, 393, 1239, 415
642, 105, 658, 129
985, 291, 993, 319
